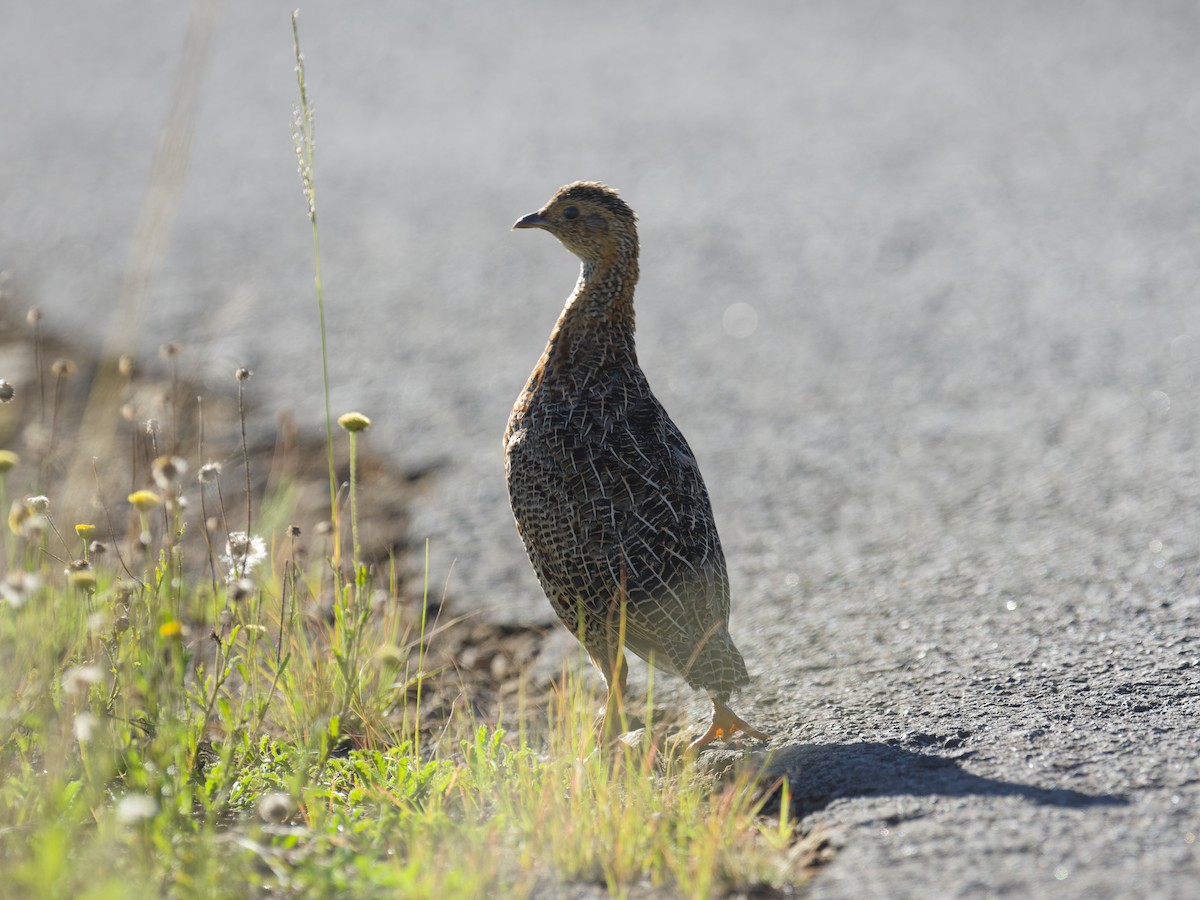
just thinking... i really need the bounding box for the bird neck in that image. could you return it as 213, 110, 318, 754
544, 240, 640, 373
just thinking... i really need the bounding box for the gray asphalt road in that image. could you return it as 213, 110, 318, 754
3, 1, 1198, 896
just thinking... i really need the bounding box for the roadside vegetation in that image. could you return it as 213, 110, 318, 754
0, 14, 822, 897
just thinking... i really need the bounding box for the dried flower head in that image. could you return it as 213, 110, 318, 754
160, 342, 181, 359
50, 359, 76, 379
235, 367, 253, 382
2, 570, 42, 608
69, 567, 98, 591
118, 354, 135, 377
287, 524, 302, 537
198, 462, 222, 484
151, 456, 188, 489
8, 499, 45, 538
89, 540, 107, 555
229, 578, 256, 601
257, 792, 295, 824
27, 495, 50, 514
337, 411, 372, 433
128, 490, 161, 511
144, 418, 160, 436
0, 381, 13, 404
26, 308, 42, 326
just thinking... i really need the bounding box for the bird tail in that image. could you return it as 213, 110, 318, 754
679, 623, 751, 700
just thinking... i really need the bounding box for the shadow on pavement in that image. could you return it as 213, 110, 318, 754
755, 741, 1129, 818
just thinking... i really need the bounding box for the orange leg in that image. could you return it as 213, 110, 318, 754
687, 697, 771, 751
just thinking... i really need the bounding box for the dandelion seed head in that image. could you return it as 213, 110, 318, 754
116, 794, 157, 825
222, 531, 268, 580
74, 712, 99, 743
62, 664, 102, 696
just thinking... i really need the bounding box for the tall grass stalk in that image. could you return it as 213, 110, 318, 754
290, 10, 339, 556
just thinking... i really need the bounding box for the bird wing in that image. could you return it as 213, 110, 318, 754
507, 382, 733, 683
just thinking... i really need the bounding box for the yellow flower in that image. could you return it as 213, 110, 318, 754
127, 490, 161, 511
337, 411, 372, 433
0, 450, 18, 474
158, 620, 183, 638
75, 524, 97, 538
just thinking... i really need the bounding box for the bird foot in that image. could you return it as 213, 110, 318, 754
686, 700, 771, 752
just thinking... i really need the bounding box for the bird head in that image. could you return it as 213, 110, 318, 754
513, 182, 637, 264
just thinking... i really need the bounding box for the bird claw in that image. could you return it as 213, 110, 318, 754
686, 702, 771, 752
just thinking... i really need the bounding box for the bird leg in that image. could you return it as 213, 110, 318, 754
594, 559, 631, 741
687, 697, 771, 751
598, 649, 629, 741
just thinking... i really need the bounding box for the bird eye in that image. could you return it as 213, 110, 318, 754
562, 206, 579, 220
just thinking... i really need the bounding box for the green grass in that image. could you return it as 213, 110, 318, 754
0, 484, 814, 897
0, 14, 819, 897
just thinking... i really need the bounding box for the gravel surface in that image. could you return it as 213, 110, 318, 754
3, 1, 1199, 896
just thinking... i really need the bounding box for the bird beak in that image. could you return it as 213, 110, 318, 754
512, 211, 550, 231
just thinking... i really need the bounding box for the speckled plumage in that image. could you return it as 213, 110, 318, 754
505, 182, 768, 747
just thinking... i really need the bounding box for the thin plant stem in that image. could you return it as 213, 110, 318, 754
237, 371, 252, 537
348, 431, 360, 567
